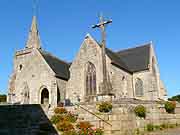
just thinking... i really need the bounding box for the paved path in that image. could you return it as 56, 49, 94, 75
145, 127, 180, 135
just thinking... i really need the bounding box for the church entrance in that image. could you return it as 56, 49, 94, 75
41, 88, 49, 105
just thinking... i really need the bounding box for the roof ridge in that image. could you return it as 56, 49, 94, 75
116, 42, 151, 53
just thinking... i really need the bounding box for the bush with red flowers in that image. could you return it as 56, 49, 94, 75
51, 107, 104, 135
56, 121, 74, 132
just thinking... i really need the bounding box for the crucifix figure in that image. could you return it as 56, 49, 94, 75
92, 15, 114, 97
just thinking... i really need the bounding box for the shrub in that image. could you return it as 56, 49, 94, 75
146, 123, 154, 131
50, 114, 63, 124
76, 121, 93, 130
0, 94, 6, 102
56, 121, 74, 132
64, 113, 77, 123
165, 101, 176, 113
94, 128, 104, 135
154, 125, 160, 130
97, 101, 112, 113
76, 121, 94, 135
134, 105, 146, 118
54, 107, 68, 114
168, 94, 180, 103
160, 123, 169, 129
78, 129, 94, 135
62, 130, 78, 135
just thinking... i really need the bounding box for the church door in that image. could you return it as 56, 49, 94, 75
41, 88, 49, 105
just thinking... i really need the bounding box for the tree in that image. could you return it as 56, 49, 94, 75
168, 94, 180, 103
0, 94, 7, 103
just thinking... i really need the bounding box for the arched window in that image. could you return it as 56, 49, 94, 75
135, 78, 143, 97
86, 62, 96, 96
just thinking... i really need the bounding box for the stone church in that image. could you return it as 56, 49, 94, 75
7, 16, 167, 108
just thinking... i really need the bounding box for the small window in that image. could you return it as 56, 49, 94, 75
135, 78, 144, 97
19, 64, 23, 71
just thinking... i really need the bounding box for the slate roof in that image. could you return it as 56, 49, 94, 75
39, 43, 151, 79
105, 48, 132, 73
114, 44, 151, 72
39, 50, 70, 80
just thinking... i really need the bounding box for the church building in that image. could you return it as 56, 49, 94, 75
7, 16, 167, 108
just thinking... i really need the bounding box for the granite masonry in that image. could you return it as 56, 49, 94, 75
7, 16, 167, 108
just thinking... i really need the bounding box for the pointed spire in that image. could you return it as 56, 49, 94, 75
26, 16, 41, 49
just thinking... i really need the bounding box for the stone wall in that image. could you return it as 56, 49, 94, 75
8, 48, 60, 108
66, 35, 103, 103
0, 104, 58, 135
56, 78, 67, 102
110, 65, 133, 99
66, 101, 180, 135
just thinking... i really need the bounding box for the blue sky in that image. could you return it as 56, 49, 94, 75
0, 0, 179, 97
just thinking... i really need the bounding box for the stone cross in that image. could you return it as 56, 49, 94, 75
92, 15, 113, 96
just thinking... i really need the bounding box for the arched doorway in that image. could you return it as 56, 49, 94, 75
41, 88, 49, 105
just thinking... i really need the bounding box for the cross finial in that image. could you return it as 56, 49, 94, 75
92, 14, 112, 29
92, 15, 112, 47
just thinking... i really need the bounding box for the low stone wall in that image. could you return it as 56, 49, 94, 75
0, 104, 58, 135
66, 101, 180, 135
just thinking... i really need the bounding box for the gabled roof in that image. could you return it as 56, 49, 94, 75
89, 31, 151, 73
115, 44, 151, 72
39, 50, 70, 80
105, 48, 132, 73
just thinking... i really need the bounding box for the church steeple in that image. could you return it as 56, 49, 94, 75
26, 16, 41, 49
